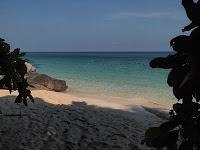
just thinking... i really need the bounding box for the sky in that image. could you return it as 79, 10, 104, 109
0, 0, 190, 52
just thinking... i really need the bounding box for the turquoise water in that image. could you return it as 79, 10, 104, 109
25, 52, 176, 104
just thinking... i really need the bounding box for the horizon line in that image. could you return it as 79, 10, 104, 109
24, 51, 173, 53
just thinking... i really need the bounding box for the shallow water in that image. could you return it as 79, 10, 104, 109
25, 52, 176, 105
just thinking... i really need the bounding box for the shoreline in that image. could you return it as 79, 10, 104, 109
65, 88, 172, 109
67, 90, 172, 109
0, 89, 172, 110
0, 88, 172, 118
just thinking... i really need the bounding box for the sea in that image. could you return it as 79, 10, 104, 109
24, 52, 176, 105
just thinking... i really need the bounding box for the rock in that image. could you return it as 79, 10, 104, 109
0, 75, 4, 80
25, 62, 36, 73
47, 127, 56, 136
26, 73, 68, 92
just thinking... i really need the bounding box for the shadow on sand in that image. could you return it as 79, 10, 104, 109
0, 95, 166, 150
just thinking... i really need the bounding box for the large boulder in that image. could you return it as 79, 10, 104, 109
26, 73, 68, 92
25, 62, 36, 73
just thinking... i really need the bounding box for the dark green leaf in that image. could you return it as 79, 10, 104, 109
19, 52, 26, 57
170, 35, 190, 52
167, 67, 189, 87
167, 143, 177, 150
28, 84, 35, 88
0, 77, 5, 88
145, 127, 162, 139
164, 130, 179, 147
23, 98, 28, 106
11, 48, 20, 58
29, 94, 34, 103
0, 38, 5, 42
160, 121, 178, 132
15, 95, 22, 103
178, 140, 193, 150
173, 103, 182, 114
173, 87, 185, 100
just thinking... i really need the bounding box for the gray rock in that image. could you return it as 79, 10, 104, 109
26, 73, 68, 92
0, 75, 4, 80
25, 62, 36, 73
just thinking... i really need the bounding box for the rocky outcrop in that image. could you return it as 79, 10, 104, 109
26, 73, 68, 92
0, 62, 67, 92
25, 62, 36, 73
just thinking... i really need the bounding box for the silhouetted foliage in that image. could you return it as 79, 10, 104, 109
142, 0, 200, 149
0, 38, 34, 107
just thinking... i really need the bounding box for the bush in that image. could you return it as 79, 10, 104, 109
0, 38, 34, 107
142, 1, 200, 149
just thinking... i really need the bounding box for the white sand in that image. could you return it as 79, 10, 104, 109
0, 89, 172, 150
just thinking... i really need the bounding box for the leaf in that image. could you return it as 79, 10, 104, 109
1, 43, 10, 52
12, 79, 17, 90
28, 94, 34, 103
167, 143, 177, 150
167, 66, 189, 87
173, 87, 184, 100
170, 35, 190, 52
179, 128, 185, 139
145, 127, 162, 139
144, 127, 165, 148
15, 60, 27, 76
179, 69, 193, 88
178, 140, 193, 150
28, 84, 35, 88
5, 77, 12, 94
11, 48, 20, 59
19, 52, 26, 57
173, 103, 183, 114
0, 38, 5, 42
23, 98, 28, 106
15, 95, 22, 103
150, 57, 173, 69
188, 102, 200, 116
173, 86, 192, 102
160, 121, 178, 132
0, 77, 5, 88
164, 130, 179, 147
169, 110, 175, 116
194, 89, 200, 102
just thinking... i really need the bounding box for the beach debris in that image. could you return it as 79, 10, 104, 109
47, 127, 56, 136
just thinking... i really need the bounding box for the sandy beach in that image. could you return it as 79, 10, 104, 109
0, 89, 171, 150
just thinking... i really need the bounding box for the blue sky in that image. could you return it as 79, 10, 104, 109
0, 0, 189, 52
